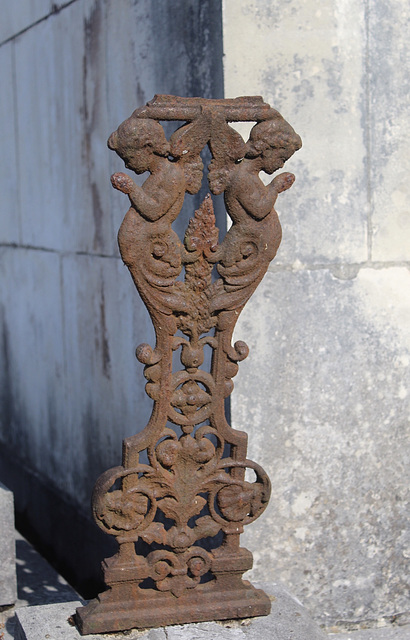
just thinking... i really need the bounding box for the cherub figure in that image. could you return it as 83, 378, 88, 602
208, 116, 301, 311
108, 115, 206, 317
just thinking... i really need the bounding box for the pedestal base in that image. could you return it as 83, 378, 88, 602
76, 580, 270, 635
16, 583, 329, 640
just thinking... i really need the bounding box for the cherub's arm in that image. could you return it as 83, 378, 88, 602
236, 172, 295, 220
111, 172, 176, 221
235, 177, 277, 220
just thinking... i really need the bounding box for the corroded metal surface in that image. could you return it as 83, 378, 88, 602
76, 95, 301, 634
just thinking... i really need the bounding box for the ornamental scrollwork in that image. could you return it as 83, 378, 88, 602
76, 96, 301, 635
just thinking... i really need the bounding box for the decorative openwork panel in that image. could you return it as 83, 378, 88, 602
76, 95, 301, 635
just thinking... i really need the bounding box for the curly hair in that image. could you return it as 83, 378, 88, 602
107, 118, 170, 158
245, 118, 302, 158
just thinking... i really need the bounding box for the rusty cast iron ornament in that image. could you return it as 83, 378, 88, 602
76, 96, 301, 634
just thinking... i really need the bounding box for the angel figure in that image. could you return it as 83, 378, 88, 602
108, 115, 207, 317
208, 116, 301, 312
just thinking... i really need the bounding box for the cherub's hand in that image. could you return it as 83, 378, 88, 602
271, 172, 295, 193
111, 172, 134, 194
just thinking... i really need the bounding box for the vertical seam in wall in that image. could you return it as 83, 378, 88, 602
364, 0, 373, 261
221, 0, 227, 98
59, 253, 70, 487
102, 0, 115, 252
59, 254, 68, 389
11, 40, 23, 245
217, 0, 225, 100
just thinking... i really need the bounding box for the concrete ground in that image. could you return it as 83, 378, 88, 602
1, 532, 409, 639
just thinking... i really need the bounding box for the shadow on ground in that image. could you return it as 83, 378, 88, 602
1, 534, 81, 639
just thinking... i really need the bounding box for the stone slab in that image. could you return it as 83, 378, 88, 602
369, 0, 410, 262
0, 483, 17, 606
15, 583, 327, 640
223, 0, 368, 266
14, 601, 166, 640
233, 267, 410, 624
13, 1, 113, 255
0, 44, 20, 244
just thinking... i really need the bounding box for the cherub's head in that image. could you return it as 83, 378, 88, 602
108, 118, 170, 173
246, 118, 302, 174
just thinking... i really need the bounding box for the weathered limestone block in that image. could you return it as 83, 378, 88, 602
223, 0, 410, 628
0, 482, 17, 606
223, 0, 369, 266
235, 268, 410, 624
369, 0, 410, 261
0, 45, 19, 244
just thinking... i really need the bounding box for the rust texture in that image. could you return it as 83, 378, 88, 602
76, 95, 301, 634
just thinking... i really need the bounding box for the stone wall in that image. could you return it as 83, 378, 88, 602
0, 0, 224, 595
223, 0, 410, 627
